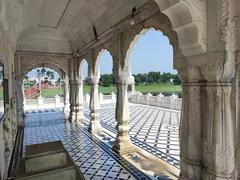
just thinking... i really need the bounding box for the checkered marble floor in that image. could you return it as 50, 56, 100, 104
83, 103, 180, 168
23, 109, 155, 180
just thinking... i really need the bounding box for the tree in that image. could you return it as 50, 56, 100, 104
160, 72, 172, 83
50, 72, 55, 80
84, 77, 90, 84
147, 71, 161, 83
172, 74, 181, 85
46, 71, 51, 78
100, 74, 113, 87
133, 74, 142, 85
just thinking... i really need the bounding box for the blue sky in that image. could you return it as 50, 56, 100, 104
27, 29, 175, 79
82, 29, 175, 77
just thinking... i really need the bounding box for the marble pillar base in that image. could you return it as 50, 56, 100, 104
202, 170, 234, 180
64, 111, 70, 120
75, 114, 84, 124
88, 121, 102, 135
113, 134, 136, 155
179, 159, 202, 180
64, 106, 70, 120
17, 111, 25, 127
69, 113, 84, 123
76, 106, 85, 124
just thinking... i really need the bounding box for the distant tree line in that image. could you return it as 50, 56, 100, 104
84, 74, 115, 87
133, 71, 181, 85
84, 71, 181, 87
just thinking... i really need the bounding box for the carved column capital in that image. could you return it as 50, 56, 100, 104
89, 76, 99, 85
200, 61, 235, 82
177, 65, 202, 83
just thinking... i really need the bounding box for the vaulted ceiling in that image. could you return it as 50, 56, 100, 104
2, 0, 150, 54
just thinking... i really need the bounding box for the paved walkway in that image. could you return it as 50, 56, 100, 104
24, 109, 174, 179
84, 103, 180, 168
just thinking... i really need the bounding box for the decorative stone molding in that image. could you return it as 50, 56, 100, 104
236, 148, 240, 167
219, 0, 230, 42
122, 13, 179, 72
202, 84, 235, 178
15, 52, 70, 80
182, 0, 207, 52
204, 142, 234, 176
201, 61, 235, 82
154, 0, 207, 56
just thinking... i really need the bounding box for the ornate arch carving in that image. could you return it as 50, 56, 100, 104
122, 12, 178, 72
92, 46, 114, 77
154, 0, 207, 56
78, 58, 89, 78
16, 52, 70, 81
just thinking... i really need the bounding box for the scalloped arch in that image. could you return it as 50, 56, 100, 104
154, 0, 206, 56
124, 27, 173, 72
93, 48, 114, 77
21, 61, 67, 81
79, 58, 89, 78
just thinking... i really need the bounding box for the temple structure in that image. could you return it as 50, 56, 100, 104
0, 0, 240, 179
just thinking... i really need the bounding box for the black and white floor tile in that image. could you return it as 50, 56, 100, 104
23, 103, 180, 179
84, 103, 180, 168
23, 110, 153, 180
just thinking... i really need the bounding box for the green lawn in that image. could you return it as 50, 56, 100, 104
28, 84, 182, 99
0, 87, 3, 100
135, 84, 181, 96
83, 85, 116, 94
41, 87, 63, 98
84, 83, 181, 95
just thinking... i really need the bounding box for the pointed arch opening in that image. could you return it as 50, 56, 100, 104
22, 66, 65, 111
123, 27, 182, 177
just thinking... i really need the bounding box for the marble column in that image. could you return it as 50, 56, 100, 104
113, 74, 135, 155
63, 76, 70, 119
76, 77, 84, 123
16, 78, 24, 126
202, 83, 235, 179
69, 79, 84, 122
88, 76, 102, 134
69, 80, 76, 121
179, 82, 202, 180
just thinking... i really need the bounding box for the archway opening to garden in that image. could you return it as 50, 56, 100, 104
125, 28, 182, 171
79, 59, 90, 108
22, 67, 64, 111
96, 49, 116, 97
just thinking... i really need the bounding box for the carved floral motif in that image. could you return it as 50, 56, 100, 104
220, 0, 230, 42
204, 141, 234, 174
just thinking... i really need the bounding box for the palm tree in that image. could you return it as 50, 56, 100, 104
50, 72, 55, 80
46, 71, 51, 78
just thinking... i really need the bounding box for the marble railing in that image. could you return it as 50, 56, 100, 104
84, 92, 116, 105
24, 95, 64, 110
130, 92, 182, 111
0, 100, 4, 116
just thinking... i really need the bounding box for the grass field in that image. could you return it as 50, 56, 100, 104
83, 85, 116, 94
28, 83, 182, 99
84, 84, 181, 95
135, 84, 181, 95
0, 87, 3, 100
41, 87, 63, 98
